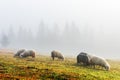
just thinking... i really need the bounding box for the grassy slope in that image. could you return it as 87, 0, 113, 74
0, 52, 120, 80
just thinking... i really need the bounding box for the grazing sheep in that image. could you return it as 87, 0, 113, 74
51, 50, 64, 60
90, 56, 110, 71
20, 50, 35, 58
77, 52, 90, 65
14, 49, 25, 57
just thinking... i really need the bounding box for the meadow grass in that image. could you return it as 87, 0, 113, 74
0, 53, 120, 80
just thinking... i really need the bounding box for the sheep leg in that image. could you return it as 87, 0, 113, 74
93, 65, 96, 69
52, 57, 54, 60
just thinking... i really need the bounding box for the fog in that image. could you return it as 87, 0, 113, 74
0, 0, 120, 59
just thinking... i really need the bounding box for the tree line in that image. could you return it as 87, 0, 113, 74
0, 21, 95, 52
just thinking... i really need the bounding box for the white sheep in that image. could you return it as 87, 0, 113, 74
14, 49, 26, 57
20, 50, 35, 58
90, 56, 110, 71
51, 50, 64, 60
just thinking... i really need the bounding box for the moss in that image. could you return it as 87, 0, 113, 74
0, 53, 119, 80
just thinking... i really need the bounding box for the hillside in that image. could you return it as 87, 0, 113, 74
0, 51, 120, 80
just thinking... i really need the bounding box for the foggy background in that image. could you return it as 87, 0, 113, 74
0, 0, 120, 59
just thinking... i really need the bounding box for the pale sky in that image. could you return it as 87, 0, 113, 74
0, 0, 120, 34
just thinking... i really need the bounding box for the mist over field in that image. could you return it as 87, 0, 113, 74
0, 0, 120, 59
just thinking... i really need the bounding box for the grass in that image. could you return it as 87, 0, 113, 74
0, 52, 120, 80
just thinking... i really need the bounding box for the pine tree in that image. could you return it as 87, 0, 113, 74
0, 33, 10, 47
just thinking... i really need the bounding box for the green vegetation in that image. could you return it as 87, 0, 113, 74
0, 53, 120, 80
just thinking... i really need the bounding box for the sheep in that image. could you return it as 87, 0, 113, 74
51, 50, 64, 60
20, 50, 35, 58
90, 56, 110, 71
77, 52, 91, 65
14, 49, 25, 57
